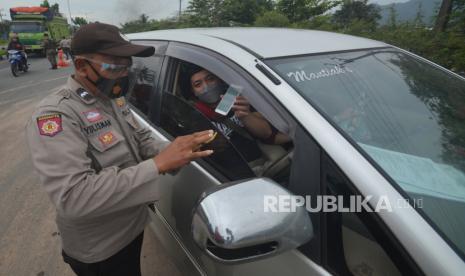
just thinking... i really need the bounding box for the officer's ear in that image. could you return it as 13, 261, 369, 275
74, 58, 89, 77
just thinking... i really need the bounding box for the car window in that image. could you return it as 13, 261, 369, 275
268, 48, 465, 257
160, 92, 255, 180
160, 58, 294, 183
128, 55, 164, 116
11, 22, 45, 33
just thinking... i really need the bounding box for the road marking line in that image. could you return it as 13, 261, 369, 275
0, 75, 68, 95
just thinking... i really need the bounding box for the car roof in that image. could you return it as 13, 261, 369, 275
127, 27, 388, 59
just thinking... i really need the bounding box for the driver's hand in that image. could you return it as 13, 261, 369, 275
232, 95, 251, 118
153, 130, 215, 174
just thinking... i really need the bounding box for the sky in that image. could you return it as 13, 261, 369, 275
1, 0, 410, 26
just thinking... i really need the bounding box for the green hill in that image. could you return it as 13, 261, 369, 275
377, 0, 441, 26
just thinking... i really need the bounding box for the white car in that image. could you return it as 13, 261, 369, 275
126, 28, 465, 275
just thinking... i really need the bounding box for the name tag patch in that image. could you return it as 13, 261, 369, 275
83, 120, 112, 135
37, 114, 63, 137
83, 109, 103, 122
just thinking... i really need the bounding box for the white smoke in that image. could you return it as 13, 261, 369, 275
116, 0, 190, 23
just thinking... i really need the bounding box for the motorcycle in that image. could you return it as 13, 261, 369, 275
8, 50, 28, 77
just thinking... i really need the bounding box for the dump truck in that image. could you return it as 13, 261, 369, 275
9, 7, 70, 55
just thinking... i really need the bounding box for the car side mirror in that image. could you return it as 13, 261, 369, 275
192, 178, 313, 263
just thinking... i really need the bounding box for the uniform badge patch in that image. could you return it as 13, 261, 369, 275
77, 88, 94, 102
37, 114, 63, 137
98, 131, 116, 146
83, 109, 103, 122
80, 90, 89, 98
115, 97, 125, 108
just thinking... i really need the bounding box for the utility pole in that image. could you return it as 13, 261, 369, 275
179, 0, 182, 21
67, 0, 73, 23
0, 8, 5, 22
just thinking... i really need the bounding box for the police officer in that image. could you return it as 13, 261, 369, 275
42, 33, 58, 69
26, 23, 214, 276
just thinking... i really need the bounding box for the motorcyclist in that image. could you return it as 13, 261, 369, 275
7, 34, 28, 67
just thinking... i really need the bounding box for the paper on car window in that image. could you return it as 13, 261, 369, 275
360, 143, 465, 202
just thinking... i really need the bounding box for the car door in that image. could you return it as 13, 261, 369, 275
287, 125, 423, 275
128, 40, 334, 275
126, 40, 207, 275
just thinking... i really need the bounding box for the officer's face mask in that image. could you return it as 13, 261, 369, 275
197, 82, 226, 104
84, 59, 135, 99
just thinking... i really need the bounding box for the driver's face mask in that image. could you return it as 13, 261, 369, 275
198, 82, 226, 104
84, 58, 136, 99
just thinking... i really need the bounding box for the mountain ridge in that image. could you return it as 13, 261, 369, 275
376, 0, 441, 26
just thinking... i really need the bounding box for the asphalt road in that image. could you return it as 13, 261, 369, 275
0, 57, 181, 276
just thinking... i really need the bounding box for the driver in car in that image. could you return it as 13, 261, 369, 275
183, 65, 289, 162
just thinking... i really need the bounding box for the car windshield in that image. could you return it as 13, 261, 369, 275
11, 23, 44, 33
267, 48, 465, 256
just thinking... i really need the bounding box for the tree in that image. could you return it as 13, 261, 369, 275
40, 1, 60, 15
277, 0, 340, 23
0, 21, 9, 41
40, 0, 50, 8
120, 14, 156, 33
333, 0, 380, 28
185, 0, 274, 27
120, 14, 186, 34
254, 11, 290, 27
448, 0, 465, 32
186, 0, 226, 27
434, 0, 454, 32
222, 0, 274, 25
139, 14, 149, 24
297, 14, 335, 30
413, 2, 424, 27
387, 3, 397, 28
50, 3, 60, 15
72, 17, 88, 27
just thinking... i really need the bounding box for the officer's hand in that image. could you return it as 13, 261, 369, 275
153, 130, 215, 174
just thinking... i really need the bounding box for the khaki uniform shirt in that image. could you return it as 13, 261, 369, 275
26, 76, 168, 263
42, 38, 56, 50
42, 38, 57, 56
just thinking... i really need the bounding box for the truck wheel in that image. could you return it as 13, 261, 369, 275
11, 63, 19, 77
